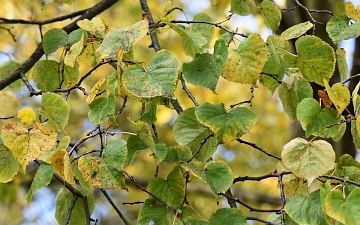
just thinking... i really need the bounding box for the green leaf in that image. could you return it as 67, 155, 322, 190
78, 140, 127, 190
285, 190, 327, 225
173, 107, 218, 162
297, 98, 346, 139
127, 135, 148, 165
164, 146, 192, 163
230, 0, 252, 16
195, 102, 257, 144
221, 33, 268, 85
193, 13, 215, 51
267, 212, 299, 225
325, 187, 360, 225
205, 160, 233, 200
295, 35, 336, 85
183, 39, 228, 93
0, 135, 19, 183
42, 28, 68, 54
97, 19, 148, 59
140, 103, 157, 124
180, 162, 207, 182
147, 166, 185, 206
351, 120, 360, 149
55, 187, 95, 225
352, 81, 360, 112
208, 208, 248, 225
324, 80, 351, 114
281, 137, 335, 184
326, 14, 360, 45
260, 0, 282, 31
278, 78, 313, 120
259, 57, 282, 95
33, 60, 79, 91
25, 163, 54, 202
281, 21, 313, 40
88, 97, 116, 125
39, 93, 70, 132
123, 49, 180, 99
336, 48, 348, 81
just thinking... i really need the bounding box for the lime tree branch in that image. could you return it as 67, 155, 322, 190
0, 0, 119, 91
236, 139, 282, 160
100, 189, 130, 225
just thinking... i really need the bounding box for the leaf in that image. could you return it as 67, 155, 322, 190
42, 28, 68, 54
294, 35, 335, 85
345, 1, 360, 21
147, 166, 185, 206
326, 14, 360, 45
351, 120, 360, 149
205, 160, 233, 200
77, 17, 111, 39
221, 33, 268, 85
230, 0, 252, 16
86, 78, 106, 104
164, 146, 192, 163
336, 48, 348, 81
97, 19, 148, 59
39, 92, 70, 132
39, 135, 70, 164
88, 97, 116, 125
17, 107, 36, 125
123, 49, 180, 99
127, 135, 148, 165
64, 30, 87, 68
182, 39, 228, 93
195, 102, 257, 144
51, 150, 76, 186
284, 190, 327, 225
267, 212, 298, 225
173, 107, 218, 162
281, 137, 335, 184
33, 60, 80, 91
208, 208, 248, 225
325, 187, 360, 225
193, 13, 215, 51
318, 90, 333, 108
55, 187, 95, 225
25, 163, 54, 202
260, 0, 282, 31
162, 19, 207, 57
281, 21, 313, 40
278, 78, 313, 120
78, 42, 102, 67
2, 122, 57, 171
78, 140, 127, 189
0, 135, 19, 183
297, 98, 346, 139
324, 80, 351, 114
352, 81, 360, 112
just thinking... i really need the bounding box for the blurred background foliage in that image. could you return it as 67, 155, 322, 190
0, 0, 352, 224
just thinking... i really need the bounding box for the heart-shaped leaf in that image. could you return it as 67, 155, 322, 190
123, 49, 180, 99
281, 137, 335, 184
325, 188, 360, 225
297, 98, 346, 140
326, 14, 360, 45
324, 80, 351, 114
195, 102, 257, 144
345, 1, 360, 21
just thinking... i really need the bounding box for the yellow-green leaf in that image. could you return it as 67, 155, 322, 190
260, 0, 282, 31
336, 48, 348, 81
51, 150, 76, 186
345, 1, 360, 21
324, 80, 351, 114
281, 21, 313, 40
17, 107, 36, 125
0, 135, 19, 183
221, 33, 268, 85
281, 138, 335, 184
2, 122, 57, 171
77, 17, 111, 39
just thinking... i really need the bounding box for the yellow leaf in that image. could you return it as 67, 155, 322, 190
77, 17, 111, 39
345, 1, 360, 21
2, 122, 57, 171
17, 107, 36, 125
51, 150, 76, 186
324, 79, 350, 114
357, 117, 360, 136
86, 78, 106, 104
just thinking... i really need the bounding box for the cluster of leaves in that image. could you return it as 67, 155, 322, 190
1, 0, 360, 224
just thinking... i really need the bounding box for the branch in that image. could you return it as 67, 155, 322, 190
233, 171, 292, 183
63, 195, 78, 225
246, 216, 278, 225
100, 189, 130, 225
0, 0, 119, 91
236, 139, 282, 161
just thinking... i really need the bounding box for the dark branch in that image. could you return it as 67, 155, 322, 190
100, 189, 130, 225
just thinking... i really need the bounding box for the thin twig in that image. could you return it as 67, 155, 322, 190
246, 216, 278, 225
100, 189, 130, 225
123, 201, 145, 205
236, 139, 282, 160
0, 26, 16, 42
230, 86, 254, 108
180, 74, 198, 106
123, 170, 186, 224
233, 171, 291, 183
322, 174, 360, 187
187, 133, 214, 162
278, 173, 286, 225
63, 195, 78, 225
217, 192, 280, 212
